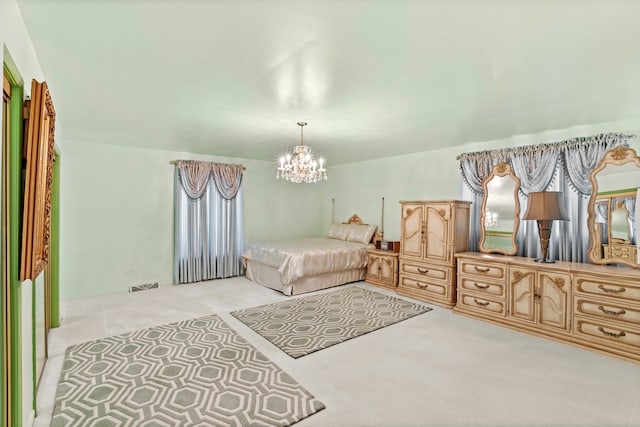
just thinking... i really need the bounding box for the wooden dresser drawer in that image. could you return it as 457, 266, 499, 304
574, 298, 640, 327
459, 277, 505, 298
574, 316, 640, 350
398, 275, 447, 297
604, 244, 638, 261
399, 260, 450, 283
458, 292, 505, 316
574, 276, 640, 303
459, 260, 507, 282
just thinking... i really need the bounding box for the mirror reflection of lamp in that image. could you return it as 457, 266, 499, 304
523, 192, 570, 263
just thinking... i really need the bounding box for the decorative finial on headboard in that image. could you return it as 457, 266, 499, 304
381, 196, 385, 239
331, 198, 335, 224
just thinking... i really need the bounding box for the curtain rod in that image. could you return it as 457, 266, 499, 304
456, 132, 636, 160
169, 160, 246, 170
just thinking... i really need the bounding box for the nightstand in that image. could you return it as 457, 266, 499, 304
366, 248, 399, 289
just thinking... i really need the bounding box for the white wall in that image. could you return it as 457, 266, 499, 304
324, 119, 640, 242
60, 140, 326, 298
1, 0, 43, 86
1, 0, 48, 424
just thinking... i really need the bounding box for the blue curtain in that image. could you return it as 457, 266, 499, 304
174, 162, 245, 284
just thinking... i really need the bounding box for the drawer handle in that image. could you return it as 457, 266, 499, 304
598, 284, 626, 294
416, 282, 429, 289
474, 266, 490, 273
417, 268, 429, 274
598, 306, 626, 316
473, 298, 489, 307
473, 282, 490, 290
597, 326, 626, 338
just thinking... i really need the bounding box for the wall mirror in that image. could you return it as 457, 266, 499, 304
480, 162, 521, 255
588, 146, 640, 268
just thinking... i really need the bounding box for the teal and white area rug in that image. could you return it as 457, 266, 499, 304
231, 286, 432, 359
52, 315, 325, 426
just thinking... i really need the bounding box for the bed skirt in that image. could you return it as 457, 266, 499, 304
245, 260, 365, 296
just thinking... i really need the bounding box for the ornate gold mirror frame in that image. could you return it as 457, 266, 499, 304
480, 162, 521, 255
587, 146, 640, 268
20, 80, 56, 280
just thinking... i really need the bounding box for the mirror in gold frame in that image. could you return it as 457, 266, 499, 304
20, 80, 56, 280
587, 146, 640, 268
480, 162, 521, 255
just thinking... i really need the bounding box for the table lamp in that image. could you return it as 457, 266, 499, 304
523, 191, 569, 263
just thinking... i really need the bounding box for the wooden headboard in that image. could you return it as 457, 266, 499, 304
343, 214, 382, 246
344, 214, 364, 225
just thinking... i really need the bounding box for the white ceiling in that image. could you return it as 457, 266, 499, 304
16, 0, 640, 165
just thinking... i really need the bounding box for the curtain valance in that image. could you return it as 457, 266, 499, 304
212, 163, 244, 200
176, 160, 245, 200
458, 132, 635, 195
510, 146, 560, 194
177, 160, 212, 200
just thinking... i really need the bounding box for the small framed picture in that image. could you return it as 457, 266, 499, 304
380, 241, 389, 251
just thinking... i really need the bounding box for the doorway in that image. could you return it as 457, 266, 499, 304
37, 151, 59, 389
2, 68, 11, 427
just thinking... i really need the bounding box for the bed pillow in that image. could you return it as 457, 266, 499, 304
345, 224, 377, 244
327, 223, 349, 240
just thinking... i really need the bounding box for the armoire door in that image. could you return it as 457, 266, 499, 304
424, 203, 451, 262
401, 203, 424, 259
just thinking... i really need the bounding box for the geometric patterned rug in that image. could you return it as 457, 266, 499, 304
52, 314, 325, 426
231, 286, 431, 359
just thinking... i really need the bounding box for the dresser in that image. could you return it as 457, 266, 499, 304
454, 252, 640, 363
365, 248, 399, 290
397, 200, 471, 308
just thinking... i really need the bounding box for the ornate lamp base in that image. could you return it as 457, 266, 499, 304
534, 219, 556, 263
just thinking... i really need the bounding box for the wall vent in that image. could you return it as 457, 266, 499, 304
129, 282, 159, 293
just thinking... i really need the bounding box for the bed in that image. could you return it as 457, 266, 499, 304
243, 215, 380, 295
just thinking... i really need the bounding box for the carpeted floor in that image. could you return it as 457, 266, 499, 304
231, 286, 432, 358
52, 314, 325, 426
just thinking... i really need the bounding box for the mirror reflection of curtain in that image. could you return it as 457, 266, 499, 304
636, 189, 640, 262
595, 200, 609, 223
174, 161, 245, 284
595, 200, 609, 244
614, 196, 637, 244
458, 133, 633, 262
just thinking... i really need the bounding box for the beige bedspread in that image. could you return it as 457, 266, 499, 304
243, 238, 371, 285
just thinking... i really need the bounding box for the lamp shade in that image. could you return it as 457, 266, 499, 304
523, 192, 569, 221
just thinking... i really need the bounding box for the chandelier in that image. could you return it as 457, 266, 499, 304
276, 122, 327, 183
